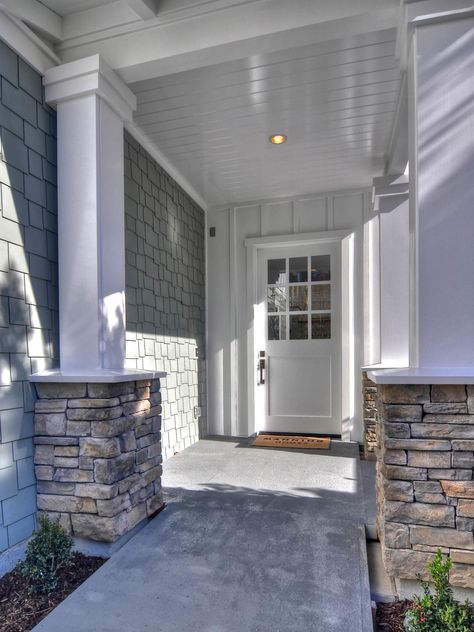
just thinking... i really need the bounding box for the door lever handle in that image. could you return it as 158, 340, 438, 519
257, 351, 265, 385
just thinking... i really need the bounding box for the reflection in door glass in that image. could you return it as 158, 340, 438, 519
311, 284, 331, 310
267, 259, 286, 285
312, 314, 331, 339
290, 314, 308, 339
289, 257, 308, 283
311, 255, 330, 281
289, 286, 308, 311
267, 287, 286, 312
268, 315, 286, 340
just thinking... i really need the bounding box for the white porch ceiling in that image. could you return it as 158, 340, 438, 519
130, 29, 400, 206
27, 0, 402, 207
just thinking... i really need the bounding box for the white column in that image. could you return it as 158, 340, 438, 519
408, 8, 474, 368
371, 174, 410, 367
44, 55, 136, 372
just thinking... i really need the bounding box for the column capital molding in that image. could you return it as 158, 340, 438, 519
371, 174, 409, 212
44, 54, 136, 122
403, 1, 474, 27
396, 1, 474, 71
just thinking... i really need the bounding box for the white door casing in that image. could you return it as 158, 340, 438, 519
245, 230, 354, 439
257, 243, 341, 434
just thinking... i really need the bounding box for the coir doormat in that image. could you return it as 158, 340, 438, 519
251, 434, 331, 450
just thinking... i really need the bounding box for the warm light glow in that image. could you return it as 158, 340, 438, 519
269, 134, 287, 145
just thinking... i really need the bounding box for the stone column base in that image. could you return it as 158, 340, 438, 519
375, 382, 474, 589
34, 379, 163, 543
362, 371, 377, 459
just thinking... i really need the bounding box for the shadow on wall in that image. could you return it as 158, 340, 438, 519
0, 49, 59, 552
123, 133, 206, 461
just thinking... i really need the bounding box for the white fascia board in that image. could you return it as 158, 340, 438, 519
0, 11, 60, 74
0, 0, 62, 42
44, 54, 137, 122
58, 0, 399, 82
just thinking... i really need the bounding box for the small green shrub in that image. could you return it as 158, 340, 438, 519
20, 515, 73, 594
404, 548, 474, 632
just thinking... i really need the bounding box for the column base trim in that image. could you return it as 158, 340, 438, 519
367, 367, 474, 385
29, 369, 166, 383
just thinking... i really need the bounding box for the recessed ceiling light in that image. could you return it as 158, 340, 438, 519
270, 134, 287, 145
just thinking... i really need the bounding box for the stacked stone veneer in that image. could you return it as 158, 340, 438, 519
34, 379, 163, 542
124, 132, 206, 460
376, 383, 474, 588
362, 371, 377, 458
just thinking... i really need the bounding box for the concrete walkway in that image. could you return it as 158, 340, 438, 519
34, 439, 374, 632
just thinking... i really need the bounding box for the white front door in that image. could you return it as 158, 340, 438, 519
255, 242, 342, 435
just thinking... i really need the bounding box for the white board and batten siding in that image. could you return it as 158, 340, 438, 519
207, 189, 370, 442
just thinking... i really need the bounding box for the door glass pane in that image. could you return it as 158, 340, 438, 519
268, 259, 286, 285
312, 314, 331, 339
311, 284, 331, 310
290, 314, 308, 340
311, 255, 330, 281
289, 286, 308, 311
268, 315, 286, 340
267, 287, 286, 312
289, 257, 308, 283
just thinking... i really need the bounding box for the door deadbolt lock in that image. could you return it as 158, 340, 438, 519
257, 350, 265, 385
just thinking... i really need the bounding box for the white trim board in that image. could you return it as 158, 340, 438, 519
245, 229, 353, 249
208, 188, 370, 214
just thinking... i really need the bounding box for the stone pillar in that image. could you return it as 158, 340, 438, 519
34, 378, 163, 542
376, 382, 474, 589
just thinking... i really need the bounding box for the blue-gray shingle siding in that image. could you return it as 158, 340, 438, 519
0, 39, 58, 554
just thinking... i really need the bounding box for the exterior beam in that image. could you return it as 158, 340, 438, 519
58, 0, 399, 82
0, 0, 63, 42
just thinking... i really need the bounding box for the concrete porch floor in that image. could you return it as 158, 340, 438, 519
34, 438, 374, 632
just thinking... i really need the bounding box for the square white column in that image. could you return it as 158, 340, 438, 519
44, 55, 136, 372
408, 9, 474, 368
370, 174, 410, 368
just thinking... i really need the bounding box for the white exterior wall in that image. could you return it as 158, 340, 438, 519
207, 190, 369, 442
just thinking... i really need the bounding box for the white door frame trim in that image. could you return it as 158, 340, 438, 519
245, 229, 355, 440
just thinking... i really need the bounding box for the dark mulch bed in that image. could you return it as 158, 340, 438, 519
376, 600, 412, 631
0, 552, 105, 632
